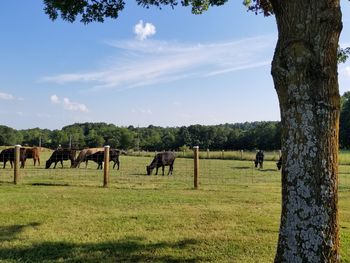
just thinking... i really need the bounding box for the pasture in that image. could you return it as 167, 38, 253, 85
0, 150, 349, 262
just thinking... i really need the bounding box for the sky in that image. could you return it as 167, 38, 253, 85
0, 1, 350, 130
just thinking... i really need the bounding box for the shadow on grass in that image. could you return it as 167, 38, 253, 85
0, 237, 202, 262
231, 166, 251, 170
0, 222, 40, 242
31, 183, 71, 187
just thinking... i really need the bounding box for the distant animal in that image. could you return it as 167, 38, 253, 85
85, 149, 121, 170
146, 151, 176, 176
276, 156, 282, 170
21, 147, 40, 168
72, 148, 104, 168
254, 150, 264, 169
0, 147, 26, 168
45, 149, 76, 169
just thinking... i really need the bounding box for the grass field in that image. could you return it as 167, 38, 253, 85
0, 150, 349, 262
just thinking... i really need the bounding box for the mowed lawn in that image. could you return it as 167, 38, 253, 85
0, 152, 349, 262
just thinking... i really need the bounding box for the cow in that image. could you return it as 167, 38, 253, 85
72, 148, 104, 168
20, 147, 40, 168
254, 150, 264, 169
146, 151, 176, 176
85, 149, 121, 170
45, 149, 76, 169
276, 156, 282, 170
0, 147, 26, 168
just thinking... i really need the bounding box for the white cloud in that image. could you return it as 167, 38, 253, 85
50, 94, 60, 104
134, 20, 156, 41
63, 97, 89, 113
50, 95, 89, 113
0, 92, 14, 100
41, 35, 276, 91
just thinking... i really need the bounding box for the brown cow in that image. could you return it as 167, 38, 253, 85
72, 148, 104, 168
21, 147, 40, 168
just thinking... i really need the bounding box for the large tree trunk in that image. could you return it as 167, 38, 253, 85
270, 0, 342, 262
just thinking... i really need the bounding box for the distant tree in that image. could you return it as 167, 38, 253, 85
340, 92, 350, 148
0, 125, 23, 146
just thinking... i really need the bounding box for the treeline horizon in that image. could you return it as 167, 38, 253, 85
2, 89, 350, 152
0, 121, 282, 151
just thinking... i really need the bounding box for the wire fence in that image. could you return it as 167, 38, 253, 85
1, 147, 349, 195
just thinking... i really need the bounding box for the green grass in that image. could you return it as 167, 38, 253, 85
0, 151, 349, 262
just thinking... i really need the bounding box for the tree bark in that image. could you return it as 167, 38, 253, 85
270, 0, 342, 262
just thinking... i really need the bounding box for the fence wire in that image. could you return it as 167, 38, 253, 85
0, 149, 349, 194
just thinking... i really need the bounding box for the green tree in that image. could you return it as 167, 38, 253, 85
43, 0, 345, 260
340, 92, 350, 148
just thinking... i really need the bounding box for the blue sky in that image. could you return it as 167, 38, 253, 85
0, 1, 350, 130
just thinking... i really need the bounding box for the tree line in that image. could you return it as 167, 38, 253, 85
0, 121, 281, 151
2, 90, 350, 151
1, 88, 350, 151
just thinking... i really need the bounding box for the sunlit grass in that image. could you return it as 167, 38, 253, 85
0, 150, 349, 262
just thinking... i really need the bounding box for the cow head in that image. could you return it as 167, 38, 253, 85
146, 165, 153, 175
45, 160, 51, 169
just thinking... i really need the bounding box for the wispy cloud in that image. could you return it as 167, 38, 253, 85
41, 35, 276, 91
134, 20, 156, 41
0, 92, 14, 100
50, 94, 89, 113
131, 108, 152, 115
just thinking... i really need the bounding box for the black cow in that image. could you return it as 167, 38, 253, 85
86, 149, 121, 170
146, 151, 176, 176
276, 156, 282, 170
254, 150, 264, 169
0, 148, 26, 168
45, 149, 76, 169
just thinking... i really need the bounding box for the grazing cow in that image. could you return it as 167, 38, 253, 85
21, 147, 41, 168
72, 148, 104, 168
0, 148, 26, 168
45, 149, 76, 169
276, 156, 282, 170
254, 150, 264, 169
146, 151, 176, 176
85, 149, 121, 170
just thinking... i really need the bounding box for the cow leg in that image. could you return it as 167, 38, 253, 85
53, 161, 57, 169
60, 160, 64, 168
155, 167, 158, 175
114, 160, 120, 170
38, 158, 40, 166
168, 164, 173, 175
85, 160, 88, 168
162, 166, 165, 176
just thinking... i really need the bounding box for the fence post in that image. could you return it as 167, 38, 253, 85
14, 145, 21, 185
103, 145, 110, 188
193, 146, 199, 189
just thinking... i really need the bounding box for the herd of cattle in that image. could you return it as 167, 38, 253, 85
0, 147, 177, 175
0, 147, 282, 174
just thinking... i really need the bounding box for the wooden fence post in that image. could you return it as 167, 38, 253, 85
14, 145, 21, 185
103, 145, 110, 188
193, 146, 199, 189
